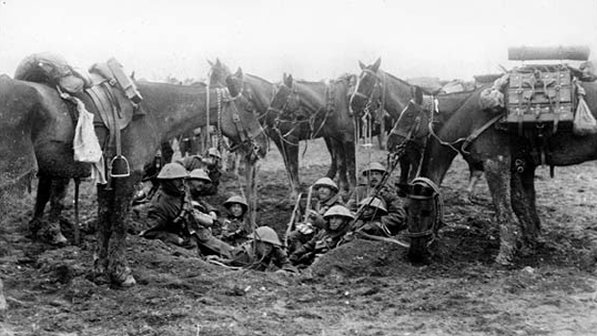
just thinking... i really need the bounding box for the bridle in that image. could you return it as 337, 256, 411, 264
213, 86, 265, 161
350, 68, 386, 120
403, 177, 444, 243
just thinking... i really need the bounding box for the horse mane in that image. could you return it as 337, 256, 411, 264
383, 70, 413, 87
245, 73, 273, 85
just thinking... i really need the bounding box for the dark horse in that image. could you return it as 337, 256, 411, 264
0, 75, 38, 204
388, 81, 597, 265
352, 58, 484, 195
267, 73, 357, 193
8, 69, 267, 286
349, 58, 427, 184
209, 59, 357, 194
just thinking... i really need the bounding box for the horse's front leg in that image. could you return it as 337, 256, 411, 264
94, 183, 112, 281
323, 137, 338, 181
345, 140, 357, 191
106, 177, 136, 287
484, 155, 521, 266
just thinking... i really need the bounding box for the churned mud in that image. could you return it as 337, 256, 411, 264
1, 139, 596, 335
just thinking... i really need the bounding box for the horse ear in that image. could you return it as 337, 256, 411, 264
207, 59, 214, 67
372, 57, 382, 72
235, 67, 243, 77
359, 61, 366, 70
130, 71, 135, 81
216, 58, 222, 66
284, 74, 293, 87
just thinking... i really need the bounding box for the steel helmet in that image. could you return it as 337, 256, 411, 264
358, 196, 388, 215
157, 163, 188, 179
223, 195, 249, 212
362, 162, 387, 176
323, 205, 355, 220
207, 147, 222, 159
247, 226, 282, 246
313, 177, 339, 192
188, 168, 212, 182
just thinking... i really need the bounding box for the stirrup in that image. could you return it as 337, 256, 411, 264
109, 155, 130, 178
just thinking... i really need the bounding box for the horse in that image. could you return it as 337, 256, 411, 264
387, 91, 486, 199
349, 58, 430, 184
209, 59, 356, 194
387, 80, 597, 265
0, 75, 38, 205
8, 67, 267, 286
267, 72, 357, 193
352, 58, 485, 195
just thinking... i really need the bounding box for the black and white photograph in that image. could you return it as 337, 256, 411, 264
1, 0, 596, 334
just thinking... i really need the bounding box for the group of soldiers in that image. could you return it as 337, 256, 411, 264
136, 148, 407, 273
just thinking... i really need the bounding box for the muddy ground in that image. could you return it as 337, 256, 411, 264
1, 139, 597, 336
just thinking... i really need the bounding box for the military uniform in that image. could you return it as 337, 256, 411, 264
289, 222, 350, 266
287, 193, 344, 254
347, 184, 406, 236
227, 242, 293, 271
141, 179, 233, 258
176, 155, 221, 196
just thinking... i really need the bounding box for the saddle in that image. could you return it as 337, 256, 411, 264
83, 58, 145, 178
14, 53, 144, 180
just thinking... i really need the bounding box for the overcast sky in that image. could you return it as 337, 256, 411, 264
1, 0, 596, 82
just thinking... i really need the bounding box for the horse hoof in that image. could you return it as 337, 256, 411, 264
36, 223, 68, 246
495, 253, 514, 267
112, 267, 136, 288
119, 275, 137, 288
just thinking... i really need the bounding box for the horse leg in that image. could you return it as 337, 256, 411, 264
323, 137, 338, 181
32, 177, 68, 245
272, 134, 300, 197
464, 157, 484, 202
483, 156, 521, 266
32, 175, 52, 220
511, 164, 541, 248
94, 183, 112, 281
345, 140, 357, 191
30, 175, 52, 237
332, 139, 349, 192
106, 176, 137, 287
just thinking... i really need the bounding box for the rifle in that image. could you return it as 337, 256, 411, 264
302, 186, 314, 223
284, 192, 303, 248
348, 151, 404, 233
178, 186, 213, 239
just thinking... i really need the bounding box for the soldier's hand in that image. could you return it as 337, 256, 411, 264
209, 211, 218, 220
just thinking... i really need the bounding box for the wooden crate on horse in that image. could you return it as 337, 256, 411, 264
501, 46, 590, 133
504, 64, 575, 127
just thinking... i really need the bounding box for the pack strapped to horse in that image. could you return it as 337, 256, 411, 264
499, 46, 592, 135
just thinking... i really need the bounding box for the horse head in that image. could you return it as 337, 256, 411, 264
387, 100, 430, 154
350, 57, 383, 117
400, 177, 444, 264
207, 59, 268, 161
268, 73, 301, 120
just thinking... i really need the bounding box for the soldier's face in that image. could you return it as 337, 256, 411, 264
367, 171, 383, 187
255, 241, 273, 258
316, 186, 334, 201
363, 206, 376, 218
188, 179, 208, 192
230, 204, 244, 217
328, 216, 346, 231
171, 179, 185, 193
